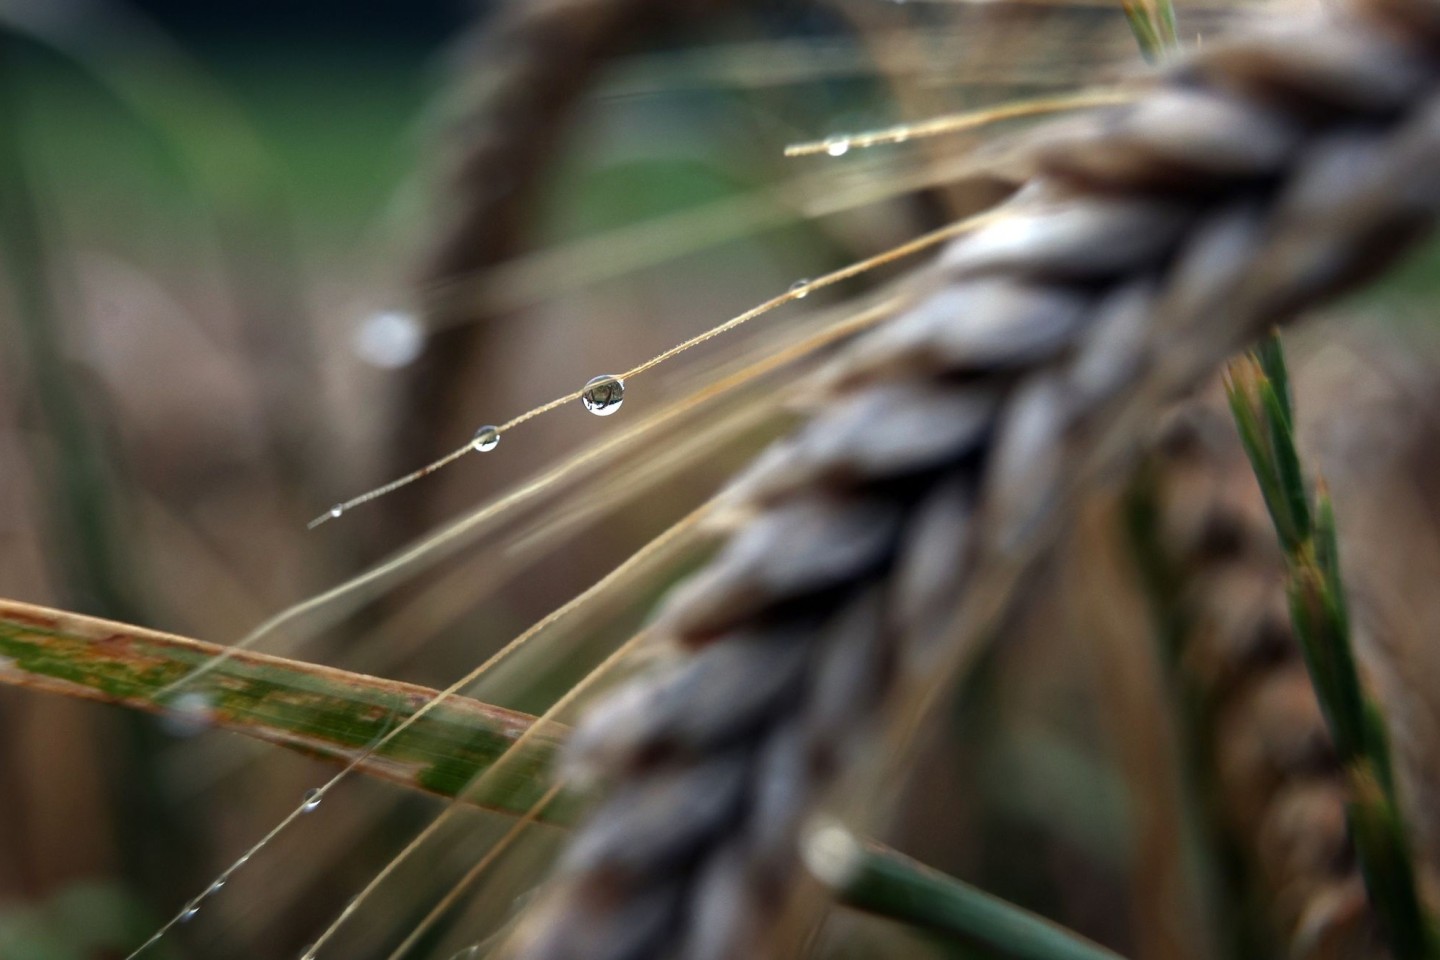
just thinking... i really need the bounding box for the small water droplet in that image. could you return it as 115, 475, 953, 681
353, 310, 424, 369
328, 504, 344, 519
581, 375, 625, 417
824, 137, 851, 157
302, 788, 322, 812
181, 904, 200, 923
162, 692, 215, 737
470, 425, 500, 453
789, 279, 810, 299
207, 879, 226, 894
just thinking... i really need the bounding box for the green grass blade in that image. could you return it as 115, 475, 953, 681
1254, 333, 1293, 427
0, 599, 568, 819
1260, 381, 1311, 548
1225, 371, 1294, 546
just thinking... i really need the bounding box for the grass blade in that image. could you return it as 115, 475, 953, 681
0, 599, 566, 818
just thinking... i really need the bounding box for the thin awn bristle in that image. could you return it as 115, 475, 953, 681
167, 390, 770, 799
436, 136, 1034, 326
343, 299, 898, 681
782, 87, 1137, 157
393, 783, 565, 960
310, 627, 655, 960
308, 208, 1007, 530
348, 393, 778, 677
121, 707, 411, 960
156, 294, 901, 707
129, 503, 711, 960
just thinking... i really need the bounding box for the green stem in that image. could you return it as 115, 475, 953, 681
805, 820, 1127, 960
1225, 331, 1436, 959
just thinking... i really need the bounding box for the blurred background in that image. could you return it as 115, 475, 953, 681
5, 0, 1440, 958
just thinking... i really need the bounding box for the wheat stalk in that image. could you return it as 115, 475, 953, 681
496, 3, 1440, 956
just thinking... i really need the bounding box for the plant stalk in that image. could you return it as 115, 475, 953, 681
1225, 332, 1436, 959
804, 819, 1128, 960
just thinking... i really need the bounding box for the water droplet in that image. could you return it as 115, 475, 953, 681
353, 310, 424, 369
207, 879, 226, 894
824, 137, 851, 157
328, 504, 344, 519
162, 692, 215, 737
470, 425, 500, 453
580, 375, 625, 417
181, 903, 200, 923
789, 279, 810, 299
302, 788, 322, 812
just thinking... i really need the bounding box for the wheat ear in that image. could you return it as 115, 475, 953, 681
400, 0, 711, 476
506, 4, 1440, 958
1143, 399, 1377, 958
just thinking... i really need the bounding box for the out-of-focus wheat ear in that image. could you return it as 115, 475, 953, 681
506, 2, 1440, 957
1140, 397, 1379, 959
419, 0, 710, 309
398, 0, 712, 477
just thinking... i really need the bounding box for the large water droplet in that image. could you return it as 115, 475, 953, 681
581, 375, 625, 416
328, 504, 344, 519
207, 879, 227, 895
789, 279, 810, 299
824, 137, 852, 157
301, 788, 322, 812
353, 310, 424, 369
180, 903, 200, 923
470, 425, 500, 453
162, 692, 215, 737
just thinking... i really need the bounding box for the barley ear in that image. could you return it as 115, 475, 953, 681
507, 4, 1440, 957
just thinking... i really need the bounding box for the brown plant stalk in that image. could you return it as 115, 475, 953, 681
501, 4, 1440, 957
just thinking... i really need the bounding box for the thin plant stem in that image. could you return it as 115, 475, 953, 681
1225, 332, 1437, 960
783, 88, 1135, 156
804, 819, 1128, 960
